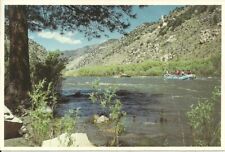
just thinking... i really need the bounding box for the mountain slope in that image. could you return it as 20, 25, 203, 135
65, 6, 221, 72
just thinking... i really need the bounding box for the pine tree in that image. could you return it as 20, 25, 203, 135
5, 5, 137, 109
7, 6, 30, 109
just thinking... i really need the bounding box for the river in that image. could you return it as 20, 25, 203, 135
55, 76, 220, 146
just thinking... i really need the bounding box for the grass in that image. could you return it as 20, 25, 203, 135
187, 86, 221, 146
64, 55, 220, 77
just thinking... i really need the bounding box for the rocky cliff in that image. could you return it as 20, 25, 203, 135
65, 5, 221, 71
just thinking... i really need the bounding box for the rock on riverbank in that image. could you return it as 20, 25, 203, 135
42, 133, 95, 147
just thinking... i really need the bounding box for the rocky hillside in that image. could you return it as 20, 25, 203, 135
5, 37, 47, 63
63, 44, 97, 70
5, 37, 47, 83
65, 5, 221, 71
63, 45, 96, 59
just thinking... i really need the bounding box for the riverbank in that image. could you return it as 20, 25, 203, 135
4, 113, 36, 147
4, 109, 95, 147
5, 137, 34, 147
64, 55, 220, 77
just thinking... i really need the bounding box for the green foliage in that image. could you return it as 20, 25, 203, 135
29, 109, 52, 145
56, 109, 79, 146
187, 86, 221, 146
29, 79, 57, 110
60, 109, 79, 135
28, 79, 56, 144
66, 55, 220, 77
31, 50, 68, 91
5, 6, 137, 39
28, 79, 78, 145
4, 38, 46, 91
89, 80, 126, 146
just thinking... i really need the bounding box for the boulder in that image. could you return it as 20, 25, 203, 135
70, 90, 90, 98
93, 114, 100, 122
42, 133, 95, 147
73, 91, 82, 97
116, 90, 131, 96
4, 106, 14, 120
4, 106, 23, 139
96, 115, 109, 124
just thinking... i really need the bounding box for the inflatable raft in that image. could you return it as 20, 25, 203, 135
164, 74, 196, 80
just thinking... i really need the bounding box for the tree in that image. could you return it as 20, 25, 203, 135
6, 6, 30, 109
5, 5, 138, 109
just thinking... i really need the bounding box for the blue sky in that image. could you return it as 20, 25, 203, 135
28, 5, 183, 51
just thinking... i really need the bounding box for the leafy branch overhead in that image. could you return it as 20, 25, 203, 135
5, 5, 138, 39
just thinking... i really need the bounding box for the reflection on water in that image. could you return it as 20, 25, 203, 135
56, 76, 220, 146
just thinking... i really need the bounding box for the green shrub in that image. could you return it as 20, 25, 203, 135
145, 67, 163, 76
89, 80, 126, 146
29, 79, 78, 145
29, 79, 57, 111
60, 109, 79, 135
69, 55, 220, 77
187, 86, 221, 146
28, 79, 57, 144
31, 51, 68, 91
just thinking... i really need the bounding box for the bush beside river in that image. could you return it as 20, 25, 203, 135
64, 54, 220, 77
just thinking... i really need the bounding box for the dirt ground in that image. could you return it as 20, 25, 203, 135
4, 137, 35, 147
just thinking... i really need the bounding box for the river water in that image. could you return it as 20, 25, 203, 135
55, 76, 220, 146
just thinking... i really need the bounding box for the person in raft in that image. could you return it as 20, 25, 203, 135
175, 70, 181, 75
186, 70, 192, 75
181, 70, 185, 76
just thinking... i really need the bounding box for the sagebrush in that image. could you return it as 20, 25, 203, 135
187, 86, 221, 146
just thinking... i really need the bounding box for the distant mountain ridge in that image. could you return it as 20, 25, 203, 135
63, 5, 221, 71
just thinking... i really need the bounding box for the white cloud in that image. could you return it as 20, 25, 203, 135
65, 31, 75, 37
37, 31, 81, 45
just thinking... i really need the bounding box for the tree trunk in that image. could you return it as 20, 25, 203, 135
6, 6, 31, 109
